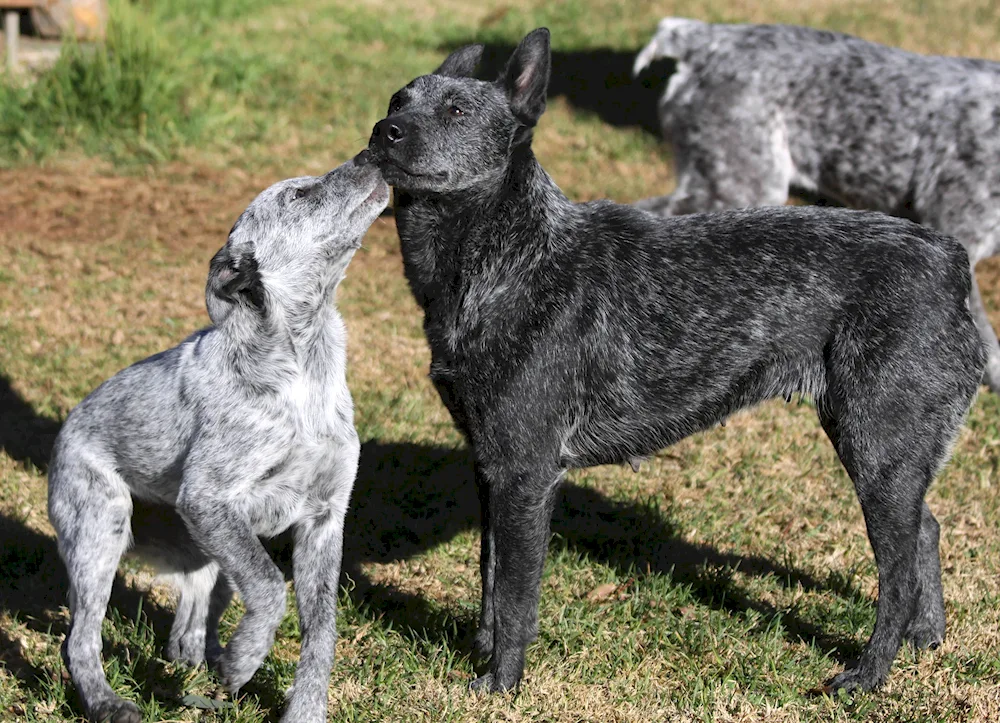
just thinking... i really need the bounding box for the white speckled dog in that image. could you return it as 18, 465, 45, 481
634, 18, 1000, 391
47, 155, 388, 723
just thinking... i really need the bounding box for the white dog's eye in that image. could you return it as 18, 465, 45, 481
292, 187, 307, 201
448, 105, 464, 117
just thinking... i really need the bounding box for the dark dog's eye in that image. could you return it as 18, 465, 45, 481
448, 105, 464, 117
389, 96, 402, 114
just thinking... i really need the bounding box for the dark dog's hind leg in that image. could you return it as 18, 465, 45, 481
817, 325, 972, 692
904, 503, 946, 650
818, 394, 923, 692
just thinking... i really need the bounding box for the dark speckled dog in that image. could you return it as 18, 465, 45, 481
633, 18, 1000, 392
367, 28, 985, 696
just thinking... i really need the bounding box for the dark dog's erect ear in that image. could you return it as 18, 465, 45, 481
433, 44, 484, 78
206, 244, 265, 324
502, 28, 551, 127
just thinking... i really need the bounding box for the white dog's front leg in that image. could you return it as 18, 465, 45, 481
281, 436, 359, 723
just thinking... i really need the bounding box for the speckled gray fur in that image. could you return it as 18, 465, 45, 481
634, 18, 1000, 391
47, 158, 388, 723
368, 29, 986, 698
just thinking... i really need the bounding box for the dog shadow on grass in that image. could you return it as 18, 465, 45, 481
1, 372, 868, 715
440, 42, 848, 212
342, 441, 870, 669
440, 42, 676, 138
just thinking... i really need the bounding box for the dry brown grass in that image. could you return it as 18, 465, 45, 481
2, 1, 1000, 721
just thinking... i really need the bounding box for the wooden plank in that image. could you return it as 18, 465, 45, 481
4, 10, 17, 70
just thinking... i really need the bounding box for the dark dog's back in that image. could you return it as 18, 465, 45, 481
439, 184, 979, 469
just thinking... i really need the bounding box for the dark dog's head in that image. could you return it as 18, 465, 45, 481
206, 155, 388, 326
367, 28, 551, 193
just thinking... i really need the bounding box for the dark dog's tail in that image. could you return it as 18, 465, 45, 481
633, 17, 709, 76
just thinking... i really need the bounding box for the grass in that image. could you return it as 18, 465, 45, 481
1, 0, 1000, 721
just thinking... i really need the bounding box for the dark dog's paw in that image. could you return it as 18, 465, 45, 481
905, 622, 944, 651
905, 610, 945, 651
469, 672, 495, 694
823, 667, 884, 695
468, 669, 520, 695
472, 626, 494, 670
206, 640, 225, 671
91, 698, 141, 723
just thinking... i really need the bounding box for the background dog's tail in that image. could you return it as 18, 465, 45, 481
633, 17, 708, 76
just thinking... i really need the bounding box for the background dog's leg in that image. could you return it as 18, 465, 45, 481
470, 462, 562, 694
51, 466, 140, 723
904, 503, 946, 650
166, 563, 221, 666
636, 112, 792, 216
473, 462, 496, 670
967, 272, 1000, 393
179, 494, 287, 695
632, 193, 678, 215
280, 440, 358, 723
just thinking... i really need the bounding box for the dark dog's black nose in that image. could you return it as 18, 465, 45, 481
372, 117, 407, 146
387, 123, 405, 142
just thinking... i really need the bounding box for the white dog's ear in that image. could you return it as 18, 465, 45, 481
433, 44, 484, 78
206, 243, 265, 325
501, 28, 551, 127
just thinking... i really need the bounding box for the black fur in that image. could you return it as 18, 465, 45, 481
367, 28, 986, 696
208, 244, 265, 313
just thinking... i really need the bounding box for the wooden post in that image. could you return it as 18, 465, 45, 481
4, 10, 17, 70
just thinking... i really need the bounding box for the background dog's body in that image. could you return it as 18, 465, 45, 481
633, 18, 1000, 392
370, 30, 985, 697
47, 160, 388, 723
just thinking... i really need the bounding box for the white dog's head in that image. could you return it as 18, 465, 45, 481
206, 155, 388, 328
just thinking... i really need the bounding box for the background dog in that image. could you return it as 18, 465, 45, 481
633, 18, 1000, 393
367, 28, 985, 696
47, 157, 388, 723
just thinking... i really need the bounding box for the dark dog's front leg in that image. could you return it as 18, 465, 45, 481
470, 464, 561, 693
178, 493, 287, 695
473, 463, 496, 668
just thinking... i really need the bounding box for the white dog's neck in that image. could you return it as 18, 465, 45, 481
216, 264, 350, 396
